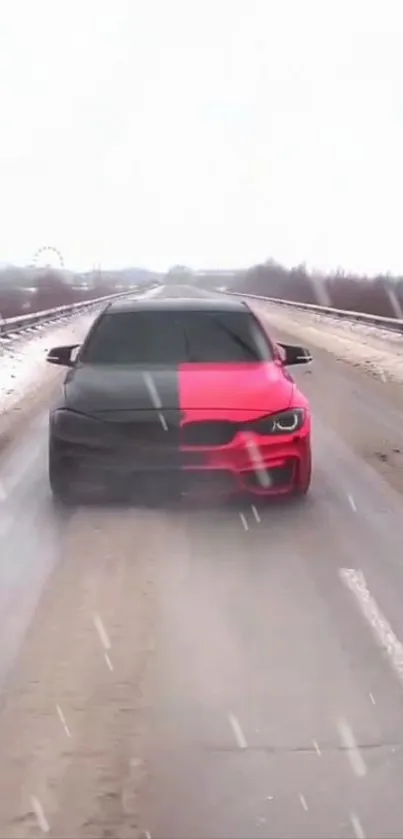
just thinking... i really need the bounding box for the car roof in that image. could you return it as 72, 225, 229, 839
104, 295, 249, 314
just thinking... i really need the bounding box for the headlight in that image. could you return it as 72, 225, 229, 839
51, 409, 104, 443
252, 408, 305, 435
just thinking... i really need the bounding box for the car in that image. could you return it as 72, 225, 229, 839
46, 296, 313, 504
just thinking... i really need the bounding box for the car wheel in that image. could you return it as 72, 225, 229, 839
48, 443, 74, 506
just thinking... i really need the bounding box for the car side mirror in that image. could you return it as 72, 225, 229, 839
277, 343, 312, 366
46, 344, 80, 367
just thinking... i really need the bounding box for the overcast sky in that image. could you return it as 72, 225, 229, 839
0, 0, 402, 273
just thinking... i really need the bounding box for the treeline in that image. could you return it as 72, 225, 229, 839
229, 260, 403, 318
4, 258, 402, 321
0, 266, 160, 320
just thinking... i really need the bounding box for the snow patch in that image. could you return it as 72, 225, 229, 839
252, 302, 403, 384
0, 313, 95, 417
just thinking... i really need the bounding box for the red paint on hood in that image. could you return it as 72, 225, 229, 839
179, 362, 294, 421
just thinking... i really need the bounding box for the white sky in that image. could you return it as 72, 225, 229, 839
0, 0, 403, 273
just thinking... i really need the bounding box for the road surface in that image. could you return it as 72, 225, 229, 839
1, 285, 403, 837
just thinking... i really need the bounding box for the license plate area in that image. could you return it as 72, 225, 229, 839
181, 469, 235, 497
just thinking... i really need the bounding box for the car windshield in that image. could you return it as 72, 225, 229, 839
79, 309, 274, 365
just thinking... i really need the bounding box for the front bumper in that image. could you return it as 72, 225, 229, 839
51, 423, 311, 498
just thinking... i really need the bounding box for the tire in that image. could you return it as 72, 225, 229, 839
48, 442, 74, 506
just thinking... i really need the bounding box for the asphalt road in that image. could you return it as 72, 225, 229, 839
1, 285, 403, 838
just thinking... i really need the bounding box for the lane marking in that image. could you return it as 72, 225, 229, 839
93, 612, 111, 651
104, 652, 114, 671
0, 481, 6, 502
347, 494, 357, 512
350, 812, 366, 839
239, 513, 249, 531
299, 793, 308, 811
369, 692, 376, 705
251, 504, 261, 523
337, 718, 367, 777
56, 704, 71, 738
313, 739, 321, 756
30, 796, 50, 833
228, 712, 247, 749
340, 568, 403, 685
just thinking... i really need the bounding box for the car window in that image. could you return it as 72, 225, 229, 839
79, 310, 274, 365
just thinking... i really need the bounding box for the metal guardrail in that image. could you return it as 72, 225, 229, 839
224, 291, 403, 334
3, 283, 401, 337
0, 289, 139, 337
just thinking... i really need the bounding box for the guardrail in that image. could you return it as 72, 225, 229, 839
224, 290, 403, 334
0, 289, 139, 337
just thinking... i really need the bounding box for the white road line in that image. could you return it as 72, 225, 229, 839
239, 513, 249, 531
228, 712, 248, 749
56, 704, 71, 738
369, 692, 376, 705
299, 793, 308, 811
313, 739, 321, 756
0, 481, 6, 502
347, 494, 357, 512
251, 504, 261, 523
104, 652, 114, 671
93, 612, 111, 651
350, 812, 366, 839
30, 796, 50, 833
337, 718, 367, 777
340, 568, 403, 685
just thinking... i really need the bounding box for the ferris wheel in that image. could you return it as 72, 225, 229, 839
31, 246, 65, 270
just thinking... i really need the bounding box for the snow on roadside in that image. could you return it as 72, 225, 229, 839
0, 288, 159, 424
0, 312, 95, 417
251, 300, 403, 385
2, 285, 402, 426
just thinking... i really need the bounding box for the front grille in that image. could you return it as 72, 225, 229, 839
181, 421, 237, 447
113, 418, 180, 445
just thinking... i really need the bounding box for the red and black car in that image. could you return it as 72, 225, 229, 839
46, 296, 312, 504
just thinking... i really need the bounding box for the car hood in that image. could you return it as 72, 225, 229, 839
62, 362, 295, 420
